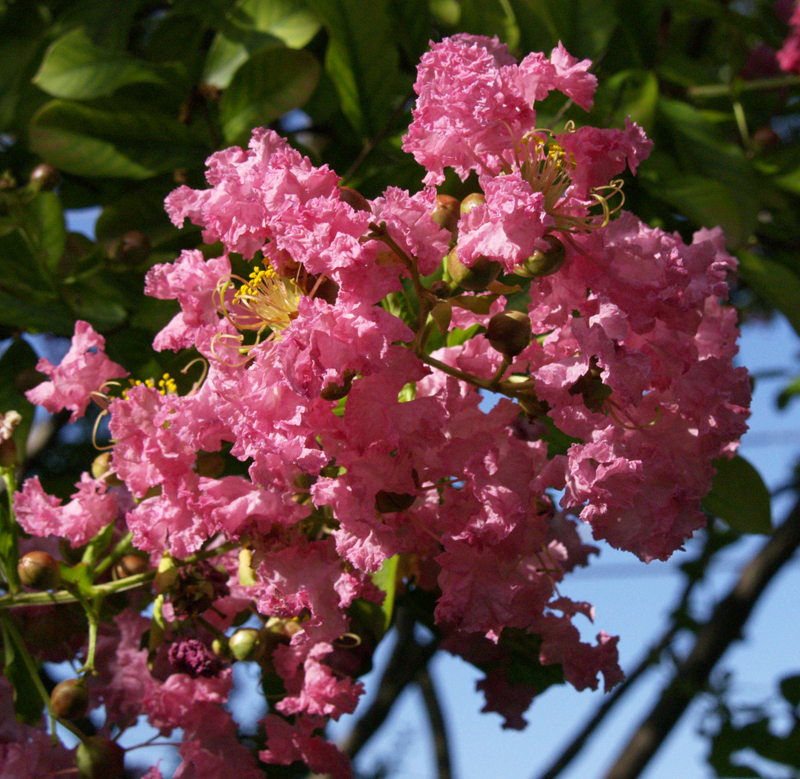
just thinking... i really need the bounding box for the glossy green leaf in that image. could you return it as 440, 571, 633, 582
219, 47, 320, 145
26, 191, 67, 272
703, 455, 772, 535
304, 0, 400, 137
737, 250, 800, 338
639, 152, 754, 248
29, 99, 211, 179
1, 615, 44, 726
459, 0, 520, 49
371, 554, 399, 635
595, 69, 659, 133
0, 293, 75, 336
34, 27, 166, 100
0, 337, 38, 460
203, 0, 321, 88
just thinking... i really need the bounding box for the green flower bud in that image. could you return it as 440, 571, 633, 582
460, 192, 486, 214
229, 627, 261, 661
485, 310, 532, 357
431, 194, 460, 234
113, 555, 149, 580
446, 248, 502, 292
513, 235, 566, 278
75, 737, 125, 779
29, 164, 60, 191
51, 677, 89, 720
18, 551, 61, 590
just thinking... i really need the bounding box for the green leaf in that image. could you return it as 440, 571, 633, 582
34, 27, 166, 100
0, 338, 38, 460
219, 47, 320, 145
777, 374, 800, 410
703, 455, 772, 535
203, 0, 321, 88
737, 249, 800, 338
594, 69, 659, 134
26, 191, 67, 272
447, 323, 481, 347
1, 615, 44, 726
459, 0, 520, 49
371, 554, 399, 635
304, 0, 400, 137
29, 99, 211, 179
639, 152, 755, 248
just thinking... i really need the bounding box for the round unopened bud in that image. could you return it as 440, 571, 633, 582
109, 231, 150, 266
460, 192, 486, 214
431, 194, 460, 234
76, 737, 125, 779
114, 555, 149, 580
513, 235, 566, 278
229, 628, 261, 661
446, 248, 502, 292
18, 551, 61, 590
29, 164, 60, 191
751, 126, 781, 153
51, 678, 89, 720
338, 186, 371, 213
91, 452, 112, 479
485, 310, 532, 357
211, 637, 231, 660
375, 490, 416, 513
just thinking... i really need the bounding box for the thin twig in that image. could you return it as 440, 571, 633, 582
416, 666, 453, 779
601, 500, 800, 779
533, 528, 720, 779
340, 606, 438, 759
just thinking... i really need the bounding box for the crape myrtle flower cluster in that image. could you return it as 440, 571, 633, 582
7, 34, 750, 779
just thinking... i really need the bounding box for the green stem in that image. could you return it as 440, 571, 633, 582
93, 531, 134, 577
1, 468, 20, 594
81, 605, 100, 675
0, 540, 240, 611
687, 74, 800, 98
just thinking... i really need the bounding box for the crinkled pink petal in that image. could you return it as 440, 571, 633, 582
26, 321, 127, 422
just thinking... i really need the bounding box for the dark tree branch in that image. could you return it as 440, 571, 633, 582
602, 500, 800, 779
340, 606, 438, 759
534, 526, 724, 779
416, 666, 453, 779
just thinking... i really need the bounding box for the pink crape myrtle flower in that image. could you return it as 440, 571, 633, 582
778, 2, 800, 72
26, 320, 127, 422
13, 472, 119, 547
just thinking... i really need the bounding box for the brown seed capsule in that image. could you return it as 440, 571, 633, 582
431, 194, 460, 234
114, 555, 149, 580
91, 452, 113, 480
75, 737, 125, 779
29, 164, 60, 191
513, 235, 566, 278
18, 551, 61, 590
485, 310, 532, 357
460, 192, 487, 214
229, 628, 262, 662
338, 185, 371, 213
446, 248, 502, 292
51, 677, 89, 720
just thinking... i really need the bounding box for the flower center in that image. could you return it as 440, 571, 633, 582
513, 128, 624, 233
216, 264, 301, 336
